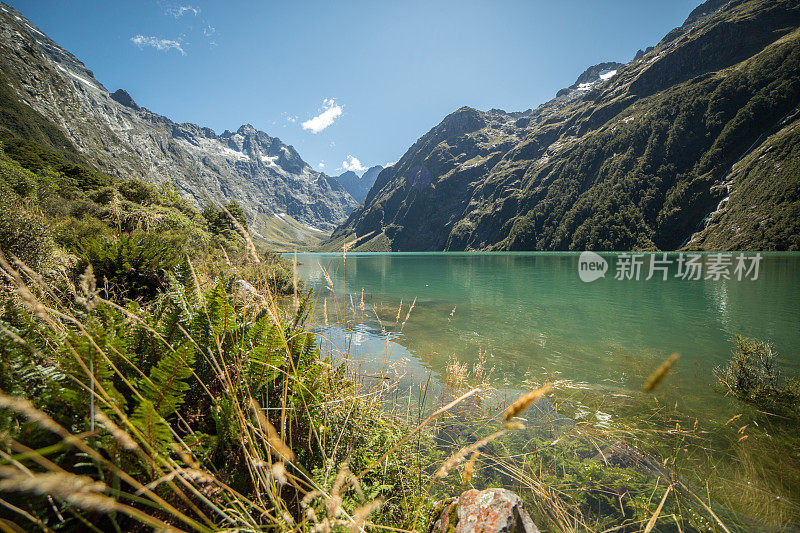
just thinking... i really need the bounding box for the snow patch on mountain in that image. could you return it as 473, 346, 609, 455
599, 69, 617, 80
55, 64, 101, 90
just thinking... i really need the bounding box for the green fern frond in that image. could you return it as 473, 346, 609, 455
138, 344, 195, 418
130, 399, 173, 454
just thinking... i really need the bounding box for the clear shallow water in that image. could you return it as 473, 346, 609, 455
292, 252, 800, 422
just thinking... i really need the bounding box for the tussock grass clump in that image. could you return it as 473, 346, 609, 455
714, 335, 800, 420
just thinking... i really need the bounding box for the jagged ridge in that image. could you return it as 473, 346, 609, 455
0, 2, 357, 231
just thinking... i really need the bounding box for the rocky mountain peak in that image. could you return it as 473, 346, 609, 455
111, 89, 140, 110
572, 62, 624, 86
682, 0, 731, 27
555, 61, 625, 98
236, 123, 258, 136
0, 3, 357, 231
439, 106, 486, 137
332, 165, 384, 204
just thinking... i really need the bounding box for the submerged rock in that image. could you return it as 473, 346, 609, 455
428, 488, 539, 533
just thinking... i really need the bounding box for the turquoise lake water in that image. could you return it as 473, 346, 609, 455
292, 252, 800, 422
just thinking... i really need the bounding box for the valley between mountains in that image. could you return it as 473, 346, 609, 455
2, 0, 799, 252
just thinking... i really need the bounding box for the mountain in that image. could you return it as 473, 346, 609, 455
330, 0, 800, 251
333, 165, 384, 203
0, 2, 357, 232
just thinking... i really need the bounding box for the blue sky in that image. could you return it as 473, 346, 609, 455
9, 0, 702, 175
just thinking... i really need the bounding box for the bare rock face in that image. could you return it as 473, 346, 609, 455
428, 488, 540, 533
0, 2, 357, 231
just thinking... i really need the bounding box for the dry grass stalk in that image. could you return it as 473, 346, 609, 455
643, 484, 672, 533
725, 414, 741, 426
400, 297, 416, 330
434, 429, 507, 479
0, 469, 115, 513
271, 462, 288, 485
343, 231, 376, 256
0, 393, 63, 436
503, 383, 553, 422
94, 412, 138, 451
321, 266, 335, 291
136, 469, 215, 495
326, 462, 350, 518
249, 398, 295, 462
350, 497, 384, 532
222, 204, 260, 264
293, 251, 299, 308
76, 264, 99, 310
643, 353, 680, 392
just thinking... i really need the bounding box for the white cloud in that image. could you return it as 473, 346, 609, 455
302, 98, 343, 134
166, 5, 199, 18
341, 155, 366, 173
317, 161, 326, 169
131, 35, 185, 55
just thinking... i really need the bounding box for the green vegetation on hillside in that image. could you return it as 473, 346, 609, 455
332, 0, 800, 252
690, 112, 800, 250
0, 130, 294, 284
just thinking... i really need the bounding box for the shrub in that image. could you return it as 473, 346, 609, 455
76, 232, 181, 302
714, 335, 800, 419
202, 200, 249, 238
52, 216, 113, 249
0, 192, 53, 269
117, 179, 158, 205
0, 158, 37, 197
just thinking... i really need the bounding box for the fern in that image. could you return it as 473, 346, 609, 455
130, 399, 173, 455
137, 344, 195, 418
54, 312, 132, 420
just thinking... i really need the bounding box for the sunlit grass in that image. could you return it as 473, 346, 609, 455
0, 225, 798, 532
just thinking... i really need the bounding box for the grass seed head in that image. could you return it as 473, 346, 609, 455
503, 383, 552, 421
462, 450, 480, 484
94, 412, 138, 450
643, 353, 680, 393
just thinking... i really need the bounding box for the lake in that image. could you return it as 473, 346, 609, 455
292, 252, 800, 425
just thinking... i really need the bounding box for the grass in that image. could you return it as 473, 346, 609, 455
0, 237, 433, 531
251, 212, 331, 252
1, 223, 798, 531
